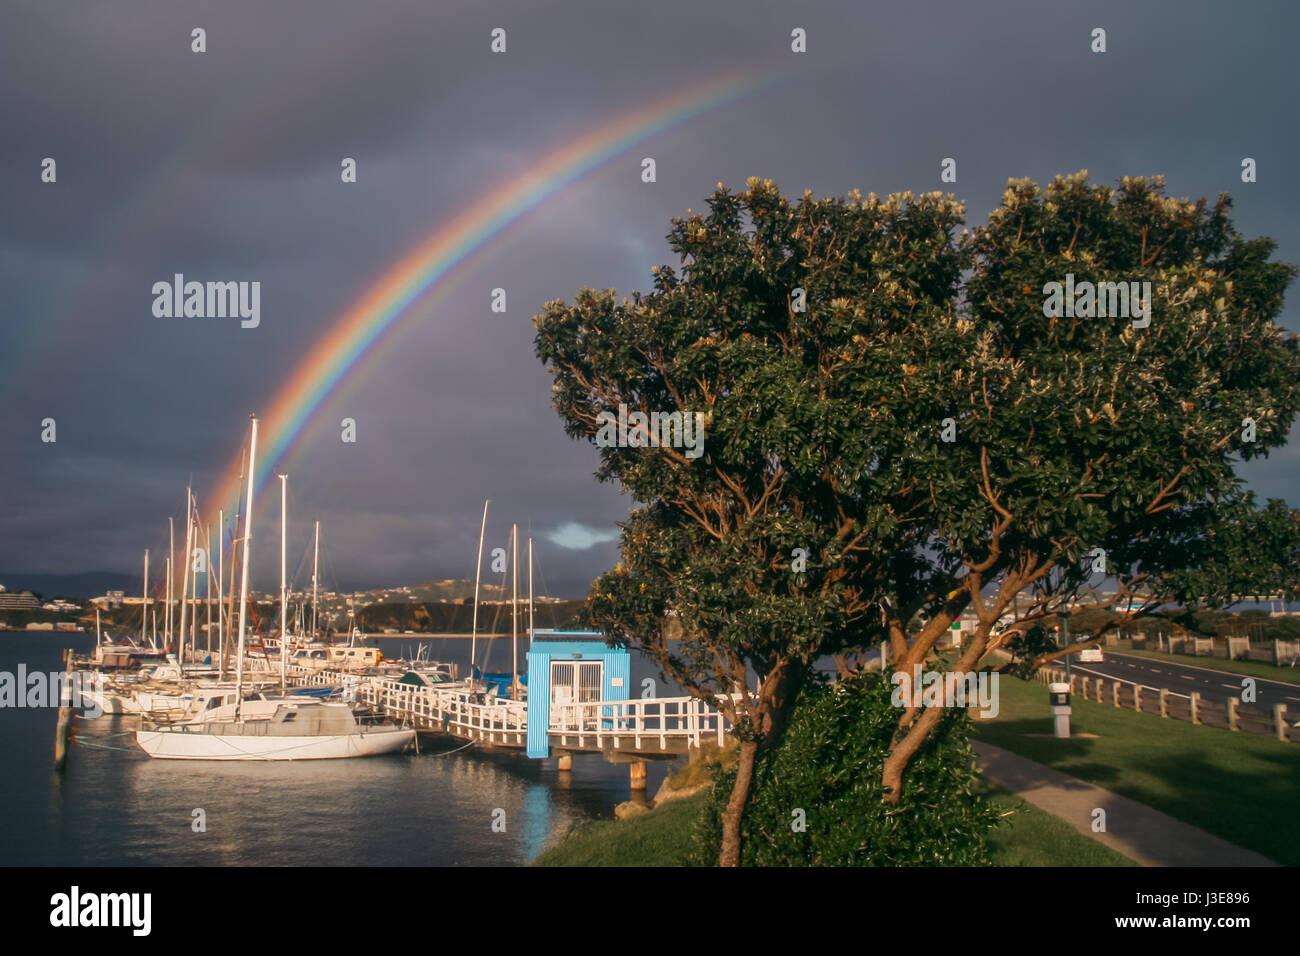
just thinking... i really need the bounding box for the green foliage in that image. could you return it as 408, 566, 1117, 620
535, 173, 1300, 849
689, 674, 997, 865
1067, 607, 1121, 636
536, 174, 1300, 694
1002, 624, 1058, 677
536, 178, 972, 709
960, 174, 1300, 605
1128, 496, 1300, 608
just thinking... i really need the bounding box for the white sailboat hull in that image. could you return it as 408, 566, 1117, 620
135, 726, 415, 760
80, 687, 132, 715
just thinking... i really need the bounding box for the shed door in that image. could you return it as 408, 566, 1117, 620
551, 662, 575, 711
550, 660, 603, 730
577, 661, 603, 703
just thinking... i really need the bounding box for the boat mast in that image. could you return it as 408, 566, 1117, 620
279, 473, 288, 692
168, 516, 174, 647
311, 520, 320, 641
511, 522, 518, 698
528, 535, 534, 645
217, 510, 224, 661
96, 606, 101, 648
222, 448, 246, 682
178, 487, 193, 676
205, 522, 213, 654
190, 505, 199, 654
164, 555, 172, 649
141, 549, 149, 646
470, 499, 489, 679
235, 416, 259, 717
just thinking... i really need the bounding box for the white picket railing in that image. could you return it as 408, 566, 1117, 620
357, 678, 528, 743
286, 668, 737, 753
548, 695, 732, 750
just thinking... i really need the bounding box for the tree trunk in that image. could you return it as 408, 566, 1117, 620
882, 623, 990, 804
719, 739, 758, 866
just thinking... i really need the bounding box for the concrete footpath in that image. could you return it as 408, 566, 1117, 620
972, 741, 1278, 867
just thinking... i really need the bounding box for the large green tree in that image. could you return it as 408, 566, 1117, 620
535, 179, 965, 864
535, 174, 1300, 864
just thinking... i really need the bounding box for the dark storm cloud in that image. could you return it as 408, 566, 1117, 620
2, 0, 1299, 597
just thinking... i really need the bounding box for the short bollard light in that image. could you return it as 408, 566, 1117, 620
1049, 682, 1071, 738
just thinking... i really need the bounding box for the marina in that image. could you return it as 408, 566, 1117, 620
50, 441, 735, 779
2, 630, 685, 866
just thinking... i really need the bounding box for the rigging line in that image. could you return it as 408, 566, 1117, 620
533, 548, 559, 629
424, 739, 476, 757
478, 541, 511, 674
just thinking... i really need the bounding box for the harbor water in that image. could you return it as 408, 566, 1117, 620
0, 631, 677, 866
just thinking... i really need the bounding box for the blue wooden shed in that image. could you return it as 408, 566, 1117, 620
526, 630, 630, 758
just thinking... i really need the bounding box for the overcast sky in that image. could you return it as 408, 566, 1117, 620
2, 1, 1298, 597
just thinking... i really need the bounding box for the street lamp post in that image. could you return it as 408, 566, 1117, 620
1061, 611, 1072, 683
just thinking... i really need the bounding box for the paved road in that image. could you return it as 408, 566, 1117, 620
1070, 651, 1300, 716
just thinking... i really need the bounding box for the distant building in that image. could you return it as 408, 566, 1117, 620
0, 591, 40, 610
105, 590, 125, 608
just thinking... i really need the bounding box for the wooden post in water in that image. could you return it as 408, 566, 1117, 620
557, 754, 572, 772
629, 760, 647, 791
54, 649, 73, 771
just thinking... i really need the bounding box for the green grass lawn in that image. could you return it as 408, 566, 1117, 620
532, 796, 705, 867
532, 783, 1135, 867
979, 779, 1136, 867
1111, 647, 1300, 686
973, 672, 1300, 865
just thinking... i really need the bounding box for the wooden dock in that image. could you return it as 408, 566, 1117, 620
288, 669, 734, 764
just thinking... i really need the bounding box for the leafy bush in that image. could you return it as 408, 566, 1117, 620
690, 673, 998, 865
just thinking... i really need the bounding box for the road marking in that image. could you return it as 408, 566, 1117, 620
1182, 675, 1195, 680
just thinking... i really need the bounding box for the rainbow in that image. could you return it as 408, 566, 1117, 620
209, 65, 786, 519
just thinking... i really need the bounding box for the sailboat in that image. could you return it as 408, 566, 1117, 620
135, 415, 415, 760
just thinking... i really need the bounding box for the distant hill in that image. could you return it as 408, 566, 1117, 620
0, 572, 584, 602
0, 572, 137, 600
